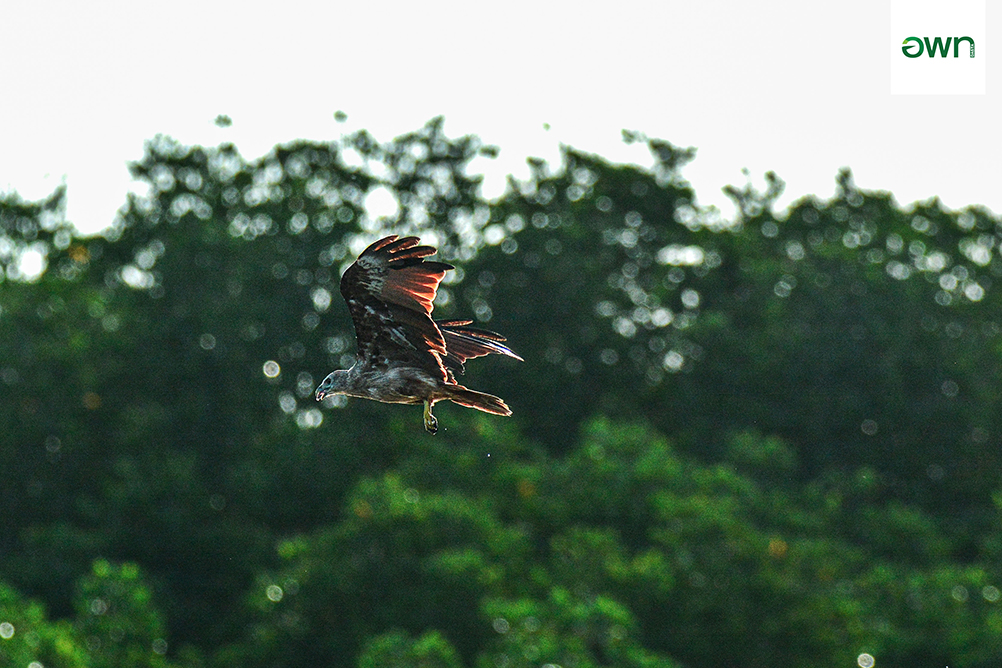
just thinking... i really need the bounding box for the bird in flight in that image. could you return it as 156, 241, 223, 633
315, 235, 522, 434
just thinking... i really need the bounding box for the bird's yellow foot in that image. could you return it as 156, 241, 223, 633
423, 401, 438, 435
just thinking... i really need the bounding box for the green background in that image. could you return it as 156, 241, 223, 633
2, 119, 1001, 667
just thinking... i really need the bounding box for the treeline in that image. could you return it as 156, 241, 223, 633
1, 118, 1001, 667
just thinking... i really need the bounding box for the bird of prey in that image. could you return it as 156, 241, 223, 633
315, 235, 522, 434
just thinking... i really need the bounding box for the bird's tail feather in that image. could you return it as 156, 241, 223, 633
447, 385, 512, 416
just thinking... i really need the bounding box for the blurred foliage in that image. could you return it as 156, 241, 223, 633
3, 117, 1002, 667
0, 560, 184, 668
358, 629, 463, 668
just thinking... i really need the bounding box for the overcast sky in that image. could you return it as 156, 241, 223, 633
1, 0, 999, 236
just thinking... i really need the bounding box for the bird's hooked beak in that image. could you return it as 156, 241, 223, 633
315, 372, 336, 402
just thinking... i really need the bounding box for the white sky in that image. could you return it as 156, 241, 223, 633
1, 0, 999, 236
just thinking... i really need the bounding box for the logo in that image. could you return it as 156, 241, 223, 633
901, 36, 975, 58
890, 0, 985, 95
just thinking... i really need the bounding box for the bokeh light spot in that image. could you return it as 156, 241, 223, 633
311, 287, 332, 312
663, 351, 684, 372
279, 392, 297, 414
266, 585, 284, 602
295, 408, 323, 428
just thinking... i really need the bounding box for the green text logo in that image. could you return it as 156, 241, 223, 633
902, 36, 976, 58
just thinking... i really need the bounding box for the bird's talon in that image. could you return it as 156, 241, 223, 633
423, 402, 438, 434
424, 413, 438, 435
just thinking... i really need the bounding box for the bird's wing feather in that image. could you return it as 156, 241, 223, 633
339, 235, 453, 380
437, 319, 524, 375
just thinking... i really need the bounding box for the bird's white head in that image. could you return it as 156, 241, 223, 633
315, 369, 349, 402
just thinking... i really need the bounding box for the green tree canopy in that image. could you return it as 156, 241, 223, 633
2, 118, 1001, 667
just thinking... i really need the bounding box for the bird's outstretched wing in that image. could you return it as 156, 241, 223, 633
339, 235, 453, 379
437, 320, 524, 376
